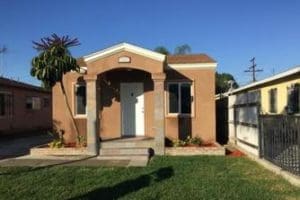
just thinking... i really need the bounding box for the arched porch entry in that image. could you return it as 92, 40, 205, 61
82, 43, 166, 155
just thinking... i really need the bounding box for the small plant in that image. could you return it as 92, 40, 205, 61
77, 135, 86, 147
48, 129, 64, 148
172, 139, 186, 147
172, 136, 202, 147
49, 139, 64, 148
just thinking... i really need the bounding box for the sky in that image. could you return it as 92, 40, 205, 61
0, 0, 300, 86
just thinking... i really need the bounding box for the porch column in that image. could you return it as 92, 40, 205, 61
152, 73, 166, 155
84, 74, 99, 155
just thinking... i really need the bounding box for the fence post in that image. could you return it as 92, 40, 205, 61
258, 115, 264, 158
297, 117, 300, 174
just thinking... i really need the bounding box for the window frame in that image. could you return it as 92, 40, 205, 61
165, 81, 194, 117
73, 82, 87, 118
43, 97, 50, 108
287, 83, 300, 115
0, 91, 13, 119
26, 96, 41, 111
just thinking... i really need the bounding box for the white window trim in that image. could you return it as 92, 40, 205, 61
73, 82, 87, 118
165, 81, 195, 117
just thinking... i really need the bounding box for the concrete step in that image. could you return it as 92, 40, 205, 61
97, 155, 149, 167
100, 148, 149, 156
97, 155, 148, 161
101, 140, 154, 149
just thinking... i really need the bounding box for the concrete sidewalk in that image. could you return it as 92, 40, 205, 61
0, 134, 52, 159
0, 154, 149, 167
0, 155, 131, 167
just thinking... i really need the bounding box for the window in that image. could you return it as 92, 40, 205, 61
75, 83, 86, 115
43, 97, 50, 108
287, 84, 300, 114
0, 92, 13, 117
26, 97, 41, 110
268, 88, 277, 113
167, 82, 193, 115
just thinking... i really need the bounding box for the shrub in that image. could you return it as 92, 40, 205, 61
185, 136, 202, 146
172, 136, 202, 147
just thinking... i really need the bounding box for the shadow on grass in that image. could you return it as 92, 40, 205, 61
68, 166, 174, 200
0, 156, 98, 176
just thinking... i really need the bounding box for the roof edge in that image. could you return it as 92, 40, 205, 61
229, 66, 300, 94
82, 42, 166, 63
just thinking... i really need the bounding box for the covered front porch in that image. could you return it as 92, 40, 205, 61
81, 43, 167, 155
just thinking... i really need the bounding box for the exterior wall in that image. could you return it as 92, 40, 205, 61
260, 76, 300, 114
0, 85, 52, 136
52, 72, 86, 143
165, 68, 216, 142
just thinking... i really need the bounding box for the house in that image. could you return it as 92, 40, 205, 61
53, 42, 217, 155
226, 66, 300, 156
0, 77, 52, 136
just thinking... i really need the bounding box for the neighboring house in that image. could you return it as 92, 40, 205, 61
226, 66, 300, 155
53, 42, 217, 154
0, 77, 52, 136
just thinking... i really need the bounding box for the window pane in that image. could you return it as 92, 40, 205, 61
168, 84, 179, 113
26, 97, 33, 109
295, 85, 300, 113
269, 89, 277, 113
288, 84, 300, 114
180, 83, 191, 114
0, 94, 5, 116
43, 98, 50, 107
32, 97, 41, 110
76, 85, 86, 115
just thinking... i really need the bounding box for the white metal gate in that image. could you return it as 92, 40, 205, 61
228, 90, 260, 156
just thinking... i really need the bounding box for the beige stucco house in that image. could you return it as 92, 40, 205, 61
53, 43, 217, 155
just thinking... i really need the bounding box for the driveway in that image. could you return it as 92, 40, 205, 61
0, 134, 52, 159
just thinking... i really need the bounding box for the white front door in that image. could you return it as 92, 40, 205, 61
120, 82, 145, 136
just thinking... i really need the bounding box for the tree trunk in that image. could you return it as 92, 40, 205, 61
59, 79, 80, 143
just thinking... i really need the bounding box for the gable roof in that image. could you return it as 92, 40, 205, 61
167, 54, 216, 64
230, 65, 300, 94
0, 77, 50, 93
82, 42, 166, 63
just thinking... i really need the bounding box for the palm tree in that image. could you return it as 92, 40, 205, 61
154, 46, 170, 55
174, 44, 191, 55
31, 34, 81, 143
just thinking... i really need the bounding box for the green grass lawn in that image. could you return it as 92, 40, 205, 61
0, 156, 299, 200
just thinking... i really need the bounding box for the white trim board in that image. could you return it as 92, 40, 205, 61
167, 63, 217, 70
83, 43, 166, 63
